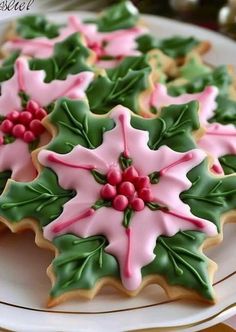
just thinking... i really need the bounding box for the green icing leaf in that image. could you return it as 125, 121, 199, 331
168, 66, 232, 96
181, 160, 236, 230
16, 15, 61, 39
85, 1, 139, 32
30, 33, 92, 83
0, 168, 75, 227
136, 34, 200, 58
209, 95, 236, 126
142, 231, 214, 300
87, 55, 151, 114
219, 155, 236, 175
131, 101, 200, 152
47, 98, 115, 154
0, 170, 12, 195
0, 51, 20, 83
51, 234, 119, 297
179, 56, 211, 80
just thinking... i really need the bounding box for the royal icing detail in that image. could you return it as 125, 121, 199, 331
3, 15, 147, 68
39, 106, 217, 291
151, 83, 236, 174
0, 57, 93, 182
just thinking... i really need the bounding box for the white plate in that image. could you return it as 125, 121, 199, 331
0, 13, 236, 332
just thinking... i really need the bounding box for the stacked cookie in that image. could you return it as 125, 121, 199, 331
0, 1, 236, 307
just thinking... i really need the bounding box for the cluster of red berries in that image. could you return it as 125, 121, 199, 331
100, 166, 154, 212
0, 100, 47, 144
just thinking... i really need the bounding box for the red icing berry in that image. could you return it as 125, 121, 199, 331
112, 195, 128, 211
134, 176, 150, 190
7, 111, 20, 122
19, 111, 33, 125
107, 168, 122, 186
12, 124, 26, 138
100, 184, 117, 200
23, 131, 36, 143
29, 119, 45, 136
131, 198, 145, 211
118, 181, 135, 197
26, 100, 39, 114
138, 188, 153, 202
35, 108, 47, 121
1, 119, 14, 134
0, 136, 4, 145
122, 166, 139, 182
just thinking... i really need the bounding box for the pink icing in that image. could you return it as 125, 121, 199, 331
150, 83, 236, 175
198, 123, 236, 173
39, 105, 217, 291
151, 84, 218, 125
3, 15, 147, 68
0, 57, 93, 182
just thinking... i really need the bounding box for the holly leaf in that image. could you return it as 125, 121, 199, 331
168, 66, 232, 97
142, 230, 214, 301
209, 95, 236, 126
47, 98, 115, 154
0, 170, 12, 195
50, 234, 119, 299
136, 34, 200, 58
219, 155, 236, 175
87, 55, 151, 114
0, 51, 20, 83
16, 15, 61, 39
131, 101, 200, 152
0, 168, 75, 228
85, 1, 139, 32
181, 159, 236, 230
29, 33, 92, 82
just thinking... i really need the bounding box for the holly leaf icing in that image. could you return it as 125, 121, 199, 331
136, 34, 200, 58
85, 1, 139, 32
87, 55, 151, 114
168, 66, 231, 97
0, 51, 20, 83
16, 15, 61, 39
47, 99, 115, 153
181, 160, 236, 230
29, 33, 92, 83
143, 230, 214, 300
209, 95, 236, 126
219, 155, 236, 175
0, 34, 93, 84
131, 101, 200, 152
50, 234, 119, 298
0, 168, 75, 228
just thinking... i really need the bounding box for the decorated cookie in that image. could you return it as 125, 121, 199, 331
1, 99, 236, 306
1, 2, 147, 69
0, 33, 94, 84
0, 57, 93, 194
167, 62, 236, 174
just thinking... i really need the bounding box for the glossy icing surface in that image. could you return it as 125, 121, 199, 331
0, 57, 93, 182
39, 106, 217, 291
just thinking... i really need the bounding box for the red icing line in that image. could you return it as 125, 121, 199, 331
52, 208, 95, 233
125, 227, 132, 278
211, 164, 223, 174
16, 59, 25, 91
59, 77, 83, 98
162, 209, 204, 229
48, 154, 95, 170
159, 153, 193, 176
119, 114, 130, 158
